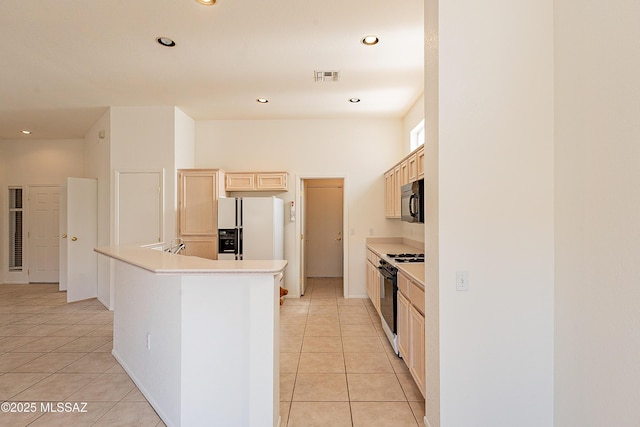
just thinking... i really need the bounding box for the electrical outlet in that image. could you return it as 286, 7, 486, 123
456, 270, 469, 291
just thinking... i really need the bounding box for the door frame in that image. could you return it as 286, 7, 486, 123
295, 175, 349, 297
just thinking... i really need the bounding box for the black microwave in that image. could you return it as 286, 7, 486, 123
401, 179, 424, 223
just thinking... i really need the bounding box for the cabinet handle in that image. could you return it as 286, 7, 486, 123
61, 234, 67, 239
71, 236, 78, 241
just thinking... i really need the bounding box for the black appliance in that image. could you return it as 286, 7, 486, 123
378, 259, 399, 354
401, 179, 424, 223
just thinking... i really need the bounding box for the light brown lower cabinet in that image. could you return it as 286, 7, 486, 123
409, 304, 425, 395
397, 271, 426, 398
366, 260, 381, 315
365, 250, 381, 315
397, 290, 410, 360
180, 235, 218, 260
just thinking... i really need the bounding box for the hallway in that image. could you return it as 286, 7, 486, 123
280, 277, 424, 426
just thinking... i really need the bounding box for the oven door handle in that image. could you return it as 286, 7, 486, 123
378, 266, 396, 279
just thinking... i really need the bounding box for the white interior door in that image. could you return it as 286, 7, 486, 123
59, 185, 67, 291
66, 177, 98, 302
28, 185, 60, 283
304, 184, 344, 277
115, 171, 163, 245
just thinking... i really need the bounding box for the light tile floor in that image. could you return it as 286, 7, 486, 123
280, 277, 425, 427
1, 279, 425, 426
0, 284, 164, 427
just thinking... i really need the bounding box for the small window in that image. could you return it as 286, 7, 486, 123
410, 118, 425, 151
9, 187, 23, 271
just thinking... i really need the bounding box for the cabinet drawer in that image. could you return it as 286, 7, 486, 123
366, 250, 380, 265
410, 282, 425, 314
398, 271, 410, 297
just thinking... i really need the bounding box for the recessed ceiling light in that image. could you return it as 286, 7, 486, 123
361, 35, 379, 46
21, 130, 31, 135
349, 98, 361, 103
156, 37, 176, 47
196, 0, 216, 4
256, 98, 269, 104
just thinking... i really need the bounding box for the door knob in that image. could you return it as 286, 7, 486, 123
71, 237, 78, 241
62, 234, 67, 239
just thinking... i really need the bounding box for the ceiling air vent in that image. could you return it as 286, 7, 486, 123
314, 71, 340, 82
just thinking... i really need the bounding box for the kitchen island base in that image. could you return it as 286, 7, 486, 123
98, 247, 286, 427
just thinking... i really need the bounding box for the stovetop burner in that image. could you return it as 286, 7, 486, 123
386, 253, 425, 263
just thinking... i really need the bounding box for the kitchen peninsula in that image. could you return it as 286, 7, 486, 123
95, 245, 287, 427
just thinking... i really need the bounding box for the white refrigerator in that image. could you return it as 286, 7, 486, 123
217, 197, 284, 260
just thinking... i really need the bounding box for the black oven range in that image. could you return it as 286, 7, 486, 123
378, 252, 424, 356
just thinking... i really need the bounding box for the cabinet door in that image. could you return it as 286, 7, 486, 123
256, 173, 288, 191
366, 260, 381, 315
400, 160, 409, 186
408, 153, 418, 182
397, 290, 410, 360
177, 170, 221, 260
178, 171, 219, 234
384, 170, 395, 218
417, 146, 425, 180
225, 173, 255, 191
393, 166, 401, 218
181, 235, 218, 260
372, 266, 381, 314
366, 261, 372, 299
409, 305, 426, 397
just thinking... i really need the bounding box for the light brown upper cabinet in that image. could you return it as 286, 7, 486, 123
393, 165, 402, 217
383, 145, 425, 218
177, 169, 226, 260
417, 146, 425, 180
384, 170, 395, 218
408, 152, 418, 182
225, 173, 255, 191
225, 172, 288, 192
400, 160, 409, 186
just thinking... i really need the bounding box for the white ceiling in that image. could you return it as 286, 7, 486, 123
0, 0, 424, 140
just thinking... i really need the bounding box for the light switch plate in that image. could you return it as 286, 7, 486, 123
456, 270, 469, 291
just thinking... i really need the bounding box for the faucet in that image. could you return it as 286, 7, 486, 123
164, 238, 186, 254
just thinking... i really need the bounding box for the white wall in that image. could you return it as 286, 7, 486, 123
427, 1, 555, 426
0, 139, 84, 284
110, 107, 186, 247
84, 110, 111, 306
423, 0, 440, 423
195, 119, 404, 297
554, 0, 640, 425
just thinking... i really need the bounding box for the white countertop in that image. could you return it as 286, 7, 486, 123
366, 238, 425, 287
95, 245, 287, 275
